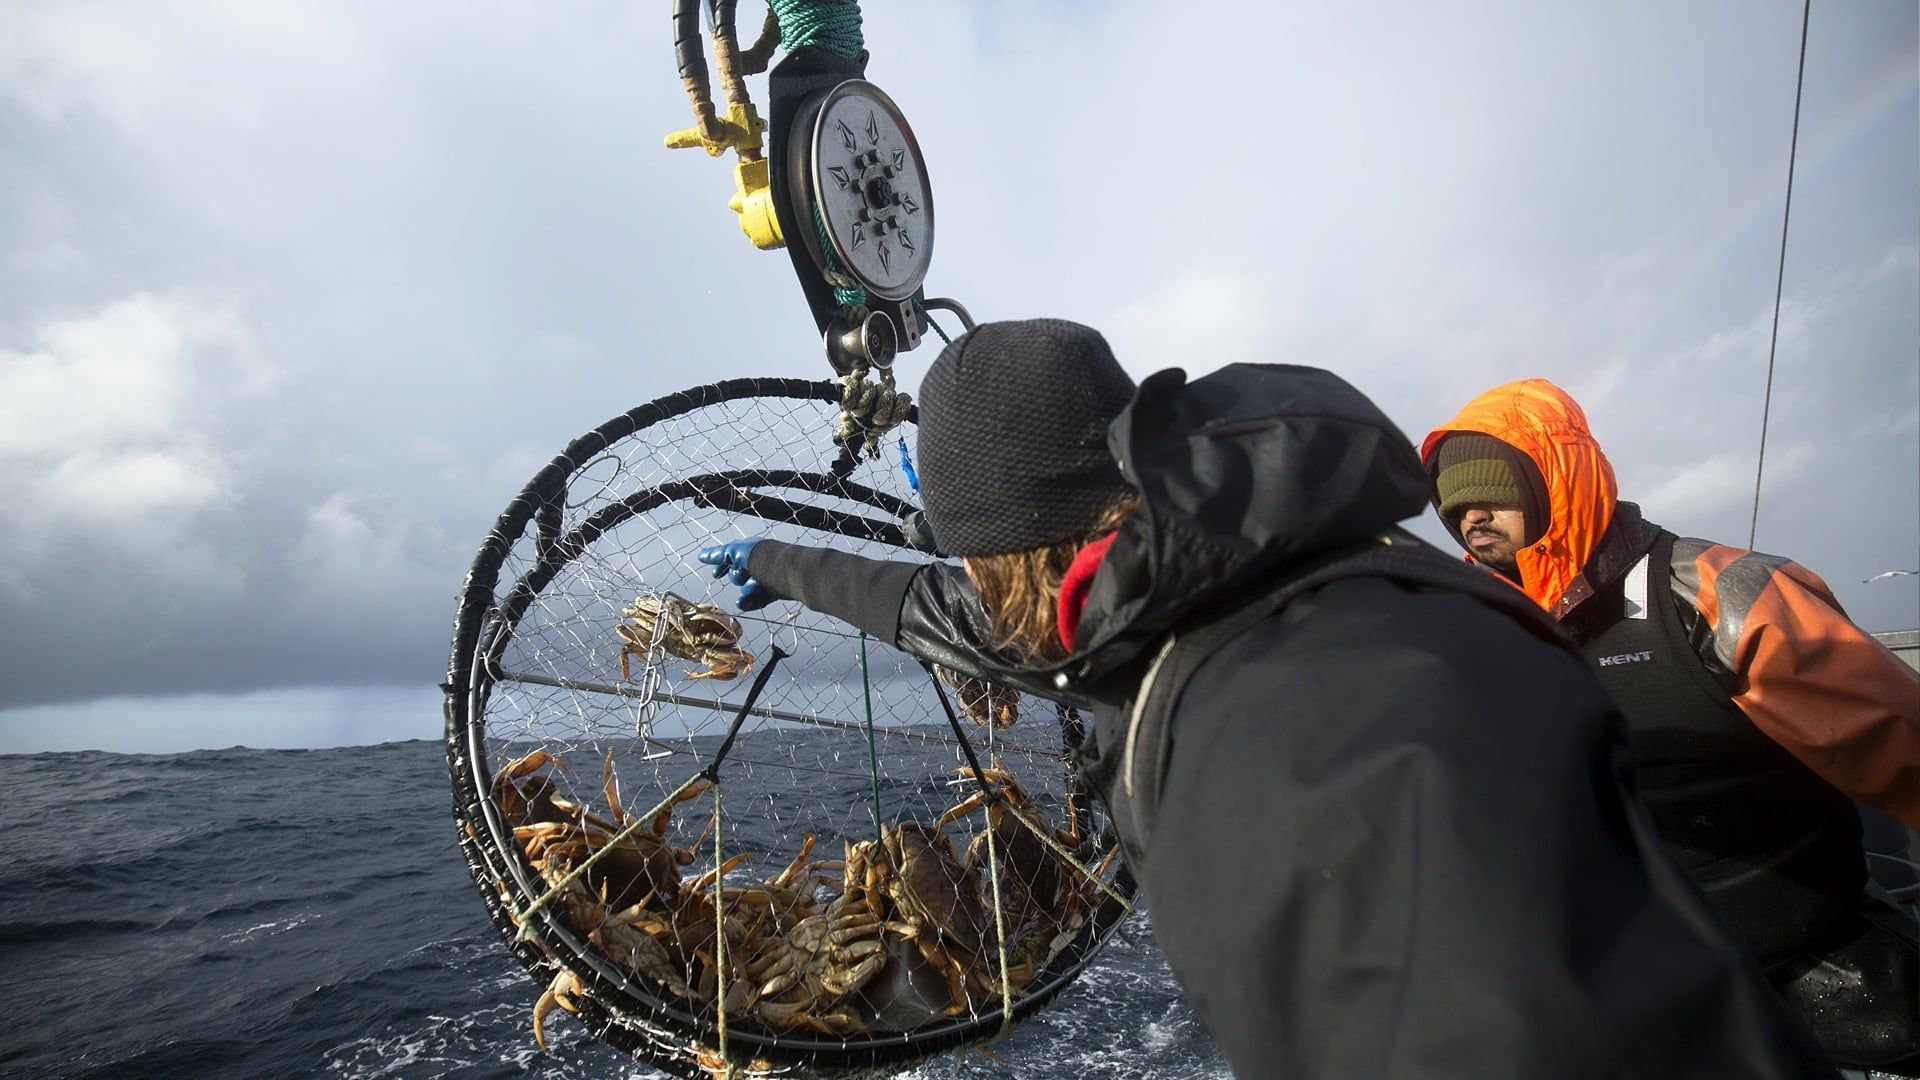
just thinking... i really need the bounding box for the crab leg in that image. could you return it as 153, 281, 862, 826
684, 851, 755, 895
532, 968, 584, 1052
767, 833, 817, 890
654, 780, 715, 835
601, 750, 628, 826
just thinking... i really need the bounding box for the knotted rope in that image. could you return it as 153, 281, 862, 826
834, 364, 910, 458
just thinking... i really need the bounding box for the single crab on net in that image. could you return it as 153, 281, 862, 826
619, 591, 756, 681
446, 379, 1134, 1079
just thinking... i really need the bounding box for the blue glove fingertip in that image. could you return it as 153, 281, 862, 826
739, 581, 771, 612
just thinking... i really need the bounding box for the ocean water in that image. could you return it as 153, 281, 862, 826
0, 739, 1227, 1079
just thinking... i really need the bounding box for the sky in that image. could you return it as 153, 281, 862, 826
1, 0, 1915, 754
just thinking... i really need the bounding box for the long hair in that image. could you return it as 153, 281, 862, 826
965, 492, 1139, 664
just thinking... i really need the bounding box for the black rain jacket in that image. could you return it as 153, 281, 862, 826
747, 363, 1835, 1078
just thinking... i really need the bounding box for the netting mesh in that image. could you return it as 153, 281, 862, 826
445, 379, 1132, 1079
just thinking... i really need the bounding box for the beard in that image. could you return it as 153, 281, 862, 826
1463, 527, 1519, 572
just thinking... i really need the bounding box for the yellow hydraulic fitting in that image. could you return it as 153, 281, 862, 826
665, 102, 784, 250
729, 157, 784, 249
664, 101, 764, 157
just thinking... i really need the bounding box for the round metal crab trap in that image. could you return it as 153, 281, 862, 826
444, 378, 1136, 1079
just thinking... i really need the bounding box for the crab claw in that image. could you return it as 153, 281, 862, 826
494, 748, 557, 787
532, 968, 584, 1052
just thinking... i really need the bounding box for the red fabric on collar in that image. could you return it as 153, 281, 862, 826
1056, 533, 1116, 653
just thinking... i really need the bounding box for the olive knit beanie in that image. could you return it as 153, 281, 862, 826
915, 319, 1137, 557
1432, 433, 1526, 521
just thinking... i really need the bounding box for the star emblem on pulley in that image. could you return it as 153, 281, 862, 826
801, 81, 934, 301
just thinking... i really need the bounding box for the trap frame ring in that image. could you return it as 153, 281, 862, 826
444, 377, 1136, 1078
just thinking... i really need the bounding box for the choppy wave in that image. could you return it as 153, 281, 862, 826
0, 740, 1227, 1079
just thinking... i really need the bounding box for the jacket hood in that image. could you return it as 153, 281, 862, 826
1419, 379, 1617, 617
1068, 363, 1430, 676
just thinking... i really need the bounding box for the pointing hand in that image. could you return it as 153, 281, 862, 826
697, 538, 781, 611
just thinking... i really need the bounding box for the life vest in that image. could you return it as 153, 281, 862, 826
1565, 532, 1866, 965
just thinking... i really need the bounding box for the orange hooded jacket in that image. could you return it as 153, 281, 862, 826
1421, 379, 1616, 618
1423, 379, 1920, 828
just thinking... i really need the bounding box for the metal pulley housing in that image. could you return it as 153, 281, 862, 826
792, 80, 934, 303
773, 77, 939, 371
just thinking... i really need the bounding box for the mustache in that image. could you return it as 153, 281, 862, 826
1463, 526, 1509, 541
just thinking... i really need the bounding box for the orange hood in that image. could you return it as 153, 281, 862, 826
1421, 379, 1617, 618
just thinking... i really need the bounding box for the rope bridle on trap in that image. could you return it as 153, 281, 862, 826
445, 380, 1135, 1079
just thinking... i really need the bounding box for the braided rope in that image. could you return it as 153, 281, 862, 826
771, 0, 864, 58
810, 203, 869, 309
916, 299, 953, 345
999, 801, 1138, 915
834, 365, 910, 457
982, 821, 1015, 1040
859, 631, 884, 843
710, 789, 736, 1079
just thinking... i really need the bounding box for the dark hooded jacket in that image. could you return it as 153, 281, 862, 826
747, 364, 1833, 1078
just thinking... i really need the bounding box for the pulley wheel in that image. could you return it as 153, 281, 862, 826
794, 80, 934, 302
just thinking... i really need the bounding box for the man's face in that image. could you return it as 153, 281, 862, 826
1456, 504, 1526, 571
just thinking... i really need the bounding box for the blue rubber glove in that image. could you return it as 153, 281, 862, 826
697, 537, 781, 611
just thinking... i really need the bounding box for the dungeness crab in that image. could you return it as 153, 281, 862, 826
617, 592, 754, 681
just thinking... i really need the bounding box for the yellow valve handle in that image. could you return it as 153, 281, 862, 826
665, 102, 783, 249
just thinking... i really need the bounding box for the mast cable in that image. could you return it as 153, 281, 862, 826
1748, 0, 1811, 550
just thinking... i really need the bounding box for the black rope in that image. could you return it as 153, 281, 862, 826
919, 660, 1002, 811
700, 644, 792, 782
698, 641, 787, 776
1749, 0, 1811, 551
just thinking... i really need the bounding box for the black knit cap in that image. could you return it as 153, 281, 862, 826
915, 318, 1137, 557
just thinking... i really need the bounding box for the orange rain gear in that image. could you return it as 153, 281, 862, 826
1424, 378, 1920, 828
1421, 378, 1615, 617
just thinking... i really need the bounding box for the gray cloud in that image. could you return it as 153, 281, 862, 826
1, 1, 1913, 748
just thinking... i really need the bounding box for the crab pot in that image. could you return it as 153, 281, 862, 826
444, 379, 1136, 1079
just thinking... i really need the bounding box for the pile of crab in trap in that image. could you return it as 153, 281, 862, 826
491, 749, 1116, 1051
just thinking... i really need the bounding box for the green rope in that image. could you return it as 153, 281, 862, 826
779, 0, 866, 306
811, 202, 868, 308
710, 788, 736, 1079
771, 0, 864, 58
914, 298, 952, 345
983, 819, 1015, 1040
858, 631, 883, 844
1000, 801, 1138, 915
